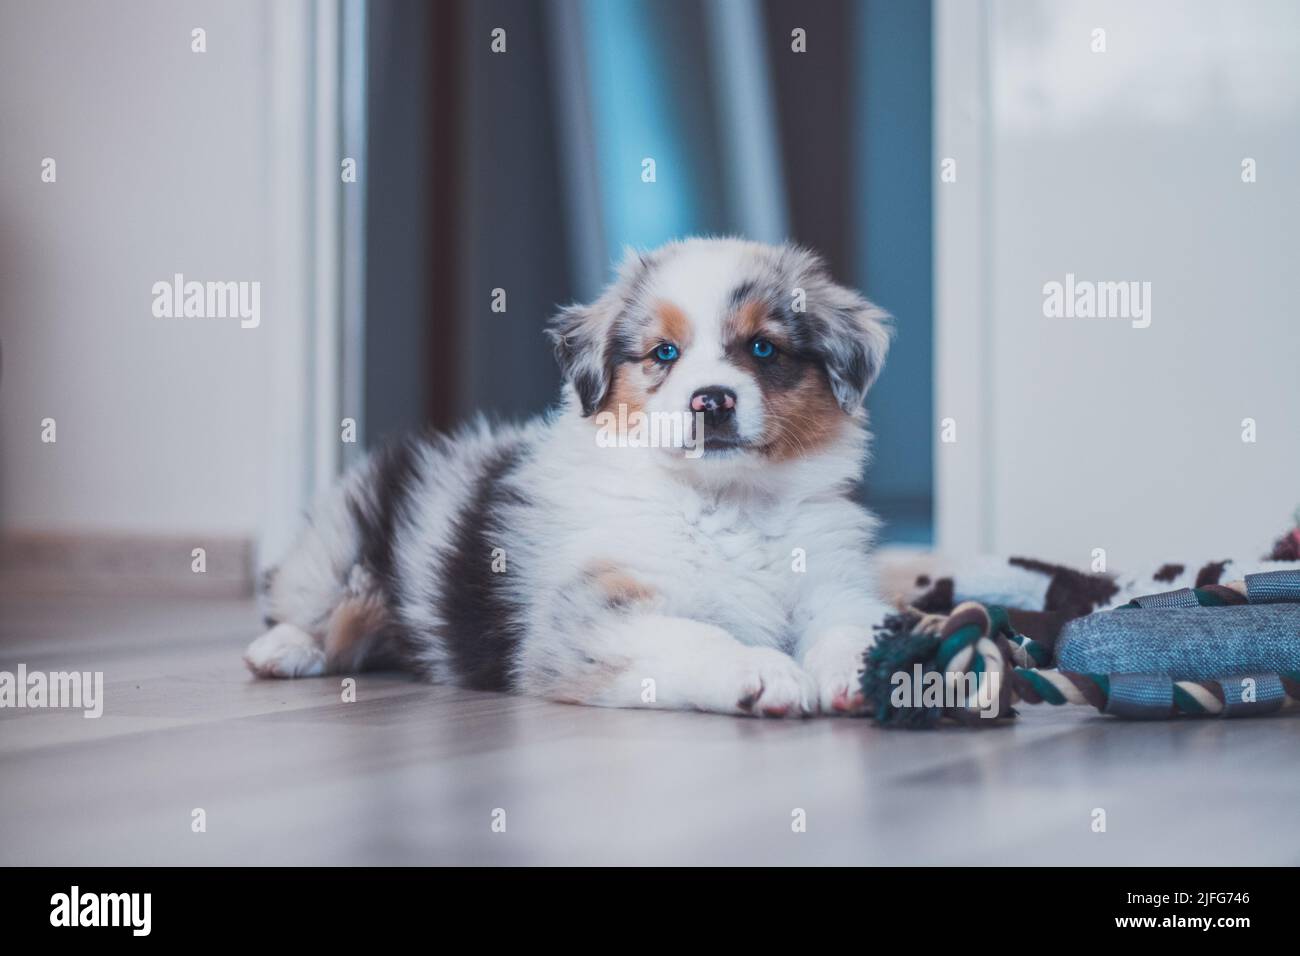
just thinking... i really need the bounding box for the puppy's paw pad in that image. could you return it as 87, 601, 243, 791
803, 625, 874, 715
244, 624, 326, 679
831, 687, 866, 713
732, 649, 816, 718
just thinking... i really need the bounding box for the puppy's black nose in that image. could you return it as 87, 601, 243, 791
690, 386, 737, 426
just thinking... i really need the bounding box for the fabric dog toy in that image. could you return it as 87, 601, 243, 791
860, 570, 1300, 727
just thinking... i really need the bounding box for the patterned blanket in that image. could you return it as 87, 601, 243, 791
875, 519, 1300, 660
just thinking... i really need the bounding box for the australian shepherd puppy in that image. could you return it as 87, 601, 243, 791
245, 237, 896, 716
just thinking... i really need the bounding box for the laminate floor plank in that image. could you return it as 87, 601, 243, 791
2, 596, 1296, 865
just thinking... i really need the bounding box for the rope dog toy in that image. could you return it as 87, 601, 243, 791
860, 571, 1300, 727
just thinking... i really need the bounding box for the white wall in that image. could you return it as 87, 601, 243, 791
938, 0, 1300, 567
0, 0, 273, 537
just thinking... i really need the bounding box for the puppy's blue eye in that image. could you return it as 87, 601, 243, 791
654, 343, 680, 362
751, 338, 775, 359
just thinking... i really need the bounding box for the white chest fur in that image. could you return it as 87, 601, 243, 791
527, 414, 873, 653
548, 462, 810, 651
667, 492, 805, 650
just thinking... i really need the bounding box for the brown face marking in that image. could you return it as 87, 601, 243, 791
597, 301, 691, 416
585, 561, 656, 608
720, 298, 848, 460
725, 298, 769, 343
600, 288, 855, 459
601, 364, 648, 415
723, 298, 801, 357
652, 300, 692, 351
760, 366, 844, 461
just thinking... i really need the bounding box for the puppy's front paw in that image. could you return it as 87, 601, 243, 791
244, 623, 326, 678
728, 647, 817, 718
801, 625, 875, 715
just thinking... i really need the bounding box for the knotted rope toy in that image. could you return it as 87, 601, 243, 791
860, 571, 1300, 727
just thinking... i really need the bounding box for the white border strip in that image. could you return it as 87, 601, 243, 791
263, 0, 315, 569
311, 0, 343, 498
704, 0, 789, 243
261, 0, 354, 569
545, 0, 608, 301
340, 0, 368, 466
933, 0, 993, 554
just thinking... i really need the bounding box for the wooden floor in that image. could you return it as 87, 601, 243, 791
2, 594, 1298, 866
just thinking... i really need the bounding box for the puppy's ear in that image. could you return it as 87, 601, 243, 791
815, 290, 893, 412
547, 247, 652, 417
778, 244, 891, 412
546, 302, 612, 416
